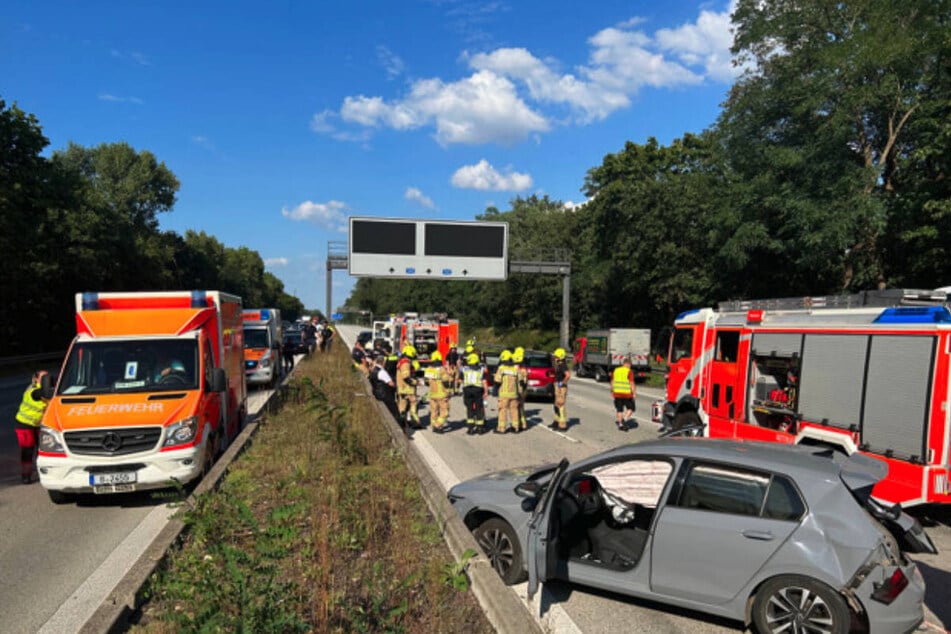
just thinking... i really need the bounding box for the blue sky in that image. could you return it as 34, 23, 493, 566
3, 1, 742, 312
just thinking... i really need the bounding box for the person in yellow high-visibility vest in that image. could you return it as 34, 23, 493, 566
14, 370, 50, 484
424, 351, 452, 433
494, 350, 520, 433
396, 345, 421, 429
611, 356, 637, 431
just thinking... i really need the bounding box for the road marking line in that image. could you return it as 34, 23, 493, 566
38, 503, 176, 634
539, 425, 581, 443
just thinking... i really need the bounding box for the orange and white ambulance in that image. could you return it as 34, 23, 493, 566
37, 291, 247, 503
242, 308, 282, 387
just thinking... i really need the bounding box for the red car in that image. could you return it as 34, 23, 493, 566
522, 350, 555, 401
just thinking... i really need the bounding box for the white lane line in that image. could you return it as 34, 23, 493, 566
38, 503, 177, 634
411, 420, 584, 634
538, 425, 581, 443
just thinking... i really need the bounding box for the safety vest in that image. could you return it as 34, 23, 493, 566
495, 364, 519, 398
425, 365, 449, 399
611, 366, 633, 396
462, 365, 484, 388
15, 383, 46, 426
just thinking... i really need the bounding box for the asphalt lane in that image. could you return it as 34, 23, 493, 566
0, 369, 283, 634
340, 325, 951, 633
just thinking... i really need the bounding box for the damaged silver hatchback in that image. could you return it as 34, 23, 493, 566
448, 439, 937, 633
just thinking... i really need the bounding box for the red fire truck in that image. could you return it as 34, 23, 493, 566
373, 314, 459, 363
653, 288, 951, 507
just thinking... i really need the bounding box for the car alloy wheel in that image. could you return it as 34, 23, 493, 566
752, 575, 849, 634
473, 518, 525, 585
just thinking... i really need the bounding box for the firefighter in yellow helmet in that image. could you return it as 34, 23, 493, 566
550, 347, 570, 430
424, 351, 452, 433
494, 349, 520, 433
461, 352, 489, 434
396, 345, 421, 429
512, 347, 528, 430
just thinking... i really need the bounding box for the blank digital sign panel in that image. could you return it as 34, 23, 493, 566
348, 217, 508, 280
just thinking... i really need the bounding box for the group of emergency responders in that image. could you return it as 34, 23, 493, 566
357, 339, 574, 435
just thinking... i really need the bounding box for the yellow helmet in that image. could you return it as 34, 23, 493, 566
466, 353, 479, 365
431, 351, 442, 362
553, 347, 566, 359
466, 338, 475, 347
500, 350, 512, 362
512, 347, 524, 363
402, 345, 417, 358
465, 345, 474, 354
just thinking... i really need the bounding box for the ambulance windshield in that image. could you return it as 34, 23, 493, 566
58, 339, 200, 395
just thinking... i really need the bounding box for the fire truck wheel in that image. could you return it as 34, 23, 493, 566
672, 410, 701, 431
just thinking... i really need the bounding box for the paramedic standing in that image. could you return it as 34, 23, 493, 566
14, 370, 49, 484
611, 356, 637, 431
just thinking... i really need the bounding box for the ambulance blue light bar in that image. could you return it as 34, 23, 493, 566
874, 306, 951, 324
81, 292, 99, 310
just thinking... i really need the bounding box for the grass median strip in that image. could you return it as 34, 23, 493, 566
131, 347, 493, 633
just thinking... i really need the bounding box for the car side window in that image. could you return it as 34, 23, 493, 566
762, 475, 806, 521
675, 463, 769, 517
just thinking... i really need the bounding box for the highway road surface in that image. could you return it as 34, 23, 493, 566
1, 329, 948, 633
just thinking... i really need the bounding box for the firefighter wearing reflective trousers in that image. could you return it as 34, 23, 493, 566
512, 347, 528, 431
424, 351, 452, 433
550, 348, 570, 430
14, 370, 49, 484
462, 352, 489, 435
396, 345, 421, 429
494, 350, 520, 433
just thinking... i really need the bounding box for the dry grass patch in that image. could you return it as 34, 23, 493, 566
132, 347, 493, 633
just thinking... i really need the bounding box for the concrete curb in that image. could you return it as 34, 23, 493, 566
360, 374, 543, 634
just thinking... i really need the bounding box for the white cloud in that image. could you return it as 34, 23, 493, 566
264, 257, 289, 267
451, 159, 532, 191
405, 187, 436, 209
312, 4, 739, 144
377, 45, 405, 79
282, 200, 349, 232
98, 93, 144, 104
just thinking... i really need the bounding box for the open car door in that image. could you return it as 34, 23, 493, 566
527, 458, 569, 599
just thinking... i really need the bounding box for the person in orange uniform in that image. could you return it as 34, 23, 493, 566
424, 351, 452, 433
611, 356, 637, 431
14, 370, 50, 484
494, 350, 520, 433
550, 348, 570, 430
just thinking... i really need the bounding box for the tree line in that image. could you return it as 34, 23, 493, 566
0, 101, 305, 356
347, 0, 949, 345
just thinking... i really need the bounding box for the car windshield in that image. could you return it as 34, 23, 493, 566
58, 339, 200, 395
244, 328, 269, 349
525, 355, 552, 369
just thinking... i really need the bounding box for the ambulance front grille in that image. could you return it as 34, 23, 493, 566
64, 427, 163, 456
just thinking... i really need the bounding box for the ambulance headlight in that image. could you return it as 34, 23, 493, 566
164, 416, 199, 448
39, 426, 65, 453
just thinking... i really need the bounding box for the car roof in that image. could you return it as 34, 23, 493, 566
584, 438, 858, 481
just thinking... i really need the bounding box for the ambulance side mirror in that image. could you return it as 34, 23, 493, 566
40, 373, 54, 400
209, 368, 227, 393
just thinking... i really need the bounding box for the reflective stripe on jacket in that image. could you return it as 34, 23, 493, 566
495, 364, 519, 398
15, 384, 46, 426
462, 365, 484, 388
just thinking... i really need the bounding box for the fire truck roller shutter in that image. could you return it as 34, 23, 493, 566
862, 335, 934, 460
798, 334, 867, 430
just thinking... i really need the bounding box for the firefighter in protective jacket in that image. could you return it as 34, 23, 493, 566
551, 348, 570, 430
512, 347, 529, 430
461, 352, 489, 435
424, 351, 452, 433
494, 350, 520, 433
396, 345, 421, 428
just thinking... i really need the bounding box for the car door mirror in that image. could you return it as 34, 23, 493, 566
514, 481, 540, 499
40, 372, 55, 399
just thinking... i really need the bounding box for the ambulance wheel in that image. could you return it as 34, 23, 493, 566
48, 490, 72, 505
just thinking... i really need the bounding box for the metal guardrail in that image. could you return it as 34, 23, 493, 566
0, 351, 65, 368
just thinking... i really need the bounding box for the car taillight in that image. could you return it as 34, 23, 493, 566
871, 568, 909, 604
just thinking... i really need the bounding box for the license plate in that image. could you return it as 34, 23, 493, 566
93, 483, 136, 494
90, 471, 137, 486
528, 380, 541, 386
